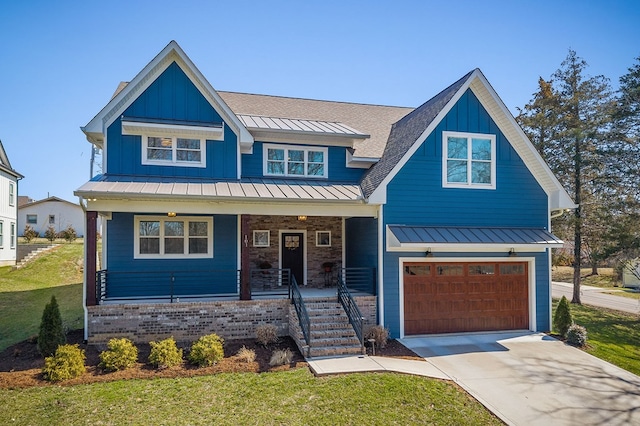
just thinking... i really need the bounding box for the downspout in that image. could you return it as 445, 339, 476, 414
77, 196, 89, 342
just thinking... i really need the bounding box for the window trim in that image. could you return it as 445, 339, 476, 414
10, 222, 15, 249
263, 144, 328, 179
133, 215, 213, 259
316, 231, 331, 247
26, 214, 38, 225
48, 215, 55, 225
0, 221, 3, 248
8, 182, 14, 206
141, 135, 207, 168
253, 230, 270, 247
442, 131, 496, 189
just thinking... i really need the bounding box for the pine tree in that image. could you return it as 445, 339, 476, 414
37, 295, 66, 357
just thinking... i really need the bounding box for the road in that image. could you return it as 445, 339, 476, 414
552, 281, 640, 314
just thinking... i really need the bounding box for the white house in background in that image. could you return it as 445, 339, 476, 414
622, 259, 640, 288
18, 196, 85, 237
0, 140, 23, 266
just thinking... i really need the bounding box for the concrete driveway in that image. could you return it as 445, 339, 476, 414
400, 332, 640, 426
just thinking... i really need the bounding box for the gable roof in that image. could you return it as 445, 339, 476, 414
218, 92, 412, 158
362, 69, 575, 211
81, 41, 254, 152
19, 196, 80, 209
0, 139, 23, 179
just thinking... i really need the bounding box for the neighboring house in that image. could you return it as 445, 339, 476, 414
76, 41, 575, 350
622, 258, 640, 288
18, 195, 34, 207
18, 196, 85, 237
0, 140, 23, 267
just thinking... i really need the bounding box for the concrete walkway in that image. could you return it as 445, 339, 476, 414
552, 281, 640, 314
308, 354, 449, 379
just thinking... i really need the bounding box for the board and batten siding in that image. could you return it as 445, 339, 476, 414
105, 62, 238, 179
0, 170, 18, 265
345, 217, 378, 268
241, 141, 367, 182
105, 213, 238, 298
380, 89, 552, 338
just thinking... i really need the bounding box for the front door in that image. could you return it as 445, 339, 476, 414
281, 232, 304, 285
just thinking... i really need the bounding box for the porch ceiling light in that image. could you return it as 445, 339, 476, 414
167, 212, 177, 217
297, 215, 307, 221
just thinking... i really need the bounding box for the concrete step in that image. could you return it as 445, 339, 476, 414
308, 345, 363, 358
12, 245, 57, 270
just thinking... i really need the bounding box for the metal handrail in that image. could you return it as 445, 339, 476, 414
340, 267, 376, 294
290, 274, 311, 352
337, 274, 365, 354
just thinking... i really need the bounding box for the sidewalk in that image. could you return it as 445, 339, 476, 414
307, 354, 450, 379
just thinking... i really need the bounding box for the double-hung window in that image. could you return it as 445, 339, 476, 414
443, 131, 496, 189
10, 223, 15, 249
134, 216, 213, 259
143, 136, 205, 167
264, 144, 327, 178
26, 214, 38, 224
8, 182, 14, 206
0, 221, 3, 248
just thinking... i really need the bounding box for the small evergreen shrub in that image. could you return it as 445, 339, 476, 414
99, 338, 138, 372
44, 226, 57, 242
554, 295, 573, 337
365, 325, 389, 349
37, 295, 66, 357
269, 348, 293, 366
148, 337, 183, 369
256, 324, 279, 346
42, 344, 86, 382
23, 225, 39, 243
188, 334, 225, 367
566, 324, 588, 347
236, 346, 256, 363
61, 225, 77, 243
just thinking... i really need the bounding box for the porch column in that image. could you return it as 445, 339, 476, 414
240, 214, 251, 300
85, 211, 98, 306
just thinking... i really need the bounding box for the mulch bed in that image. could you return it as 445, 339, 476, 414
0, 330, 422, 389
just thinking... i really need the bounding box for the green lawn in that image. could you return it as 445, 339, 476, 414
0, 369, 501, 425
552, 299, 640, 376
0, 243, 84, 351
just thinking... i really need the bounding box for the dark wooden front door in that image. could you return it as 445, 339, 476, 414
403, 262, 529, 335
281, 232, 304, 285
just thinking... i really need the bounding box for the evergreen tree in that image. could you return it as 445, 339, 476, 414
37, 295, 66, 357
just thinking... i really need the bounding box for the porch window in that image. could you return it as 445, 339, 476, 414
142, 136, 205, 168
316, 231, 331, 247
442, 131, 496, 189
134, 216, 213, 259
264, 144, 327, 178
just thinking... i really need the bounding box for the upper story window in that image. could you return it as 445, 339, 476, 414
8, 182, 14, 206
442, 131, 496, 189
26, 214, 37, 224
264, 144, 327, 178
142, 136, 206, 168
134, 215, 213, 259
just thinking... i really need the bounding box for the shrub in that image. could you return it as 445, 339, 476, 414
37, 295, 66, 357
554, 295, 573, 337
256, 324, 279, 346
99, 338, 138, 372
566, 324, 588, 347
188, 334, 225, 367
42, 344, 86, 382
236, 346, 256, 363
148, 337, 183, 369
22, 225, 39, 243
44, 226, 57, 242
269, 348, 293, 366
365, 325, 389, 349
61, 225, 77, 243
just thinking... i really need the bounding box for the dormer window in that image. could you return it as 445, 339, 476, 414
143, 136, 205, 167
264, 144, 327, 178
442, 131, 496, 189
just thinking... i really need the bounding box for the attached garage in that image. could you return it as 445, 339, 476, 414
403, 261, 529, 335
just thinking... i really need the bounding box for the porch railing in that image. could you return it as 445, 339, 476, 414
249, 268, 291, 297
290, 274, 311, 353
340, 267, 377, 294
337, 274, 365, 354
94, 269, 241, 303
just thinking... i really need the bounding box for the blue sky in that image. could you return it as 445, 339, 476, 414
1, 0, 638, 202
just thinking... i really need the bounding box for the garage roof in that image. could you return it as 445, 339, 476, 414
387, 225, 564, 252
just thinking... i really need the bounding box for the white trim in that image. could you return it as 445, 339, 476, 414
377, 205, 384, 327
141, 135, 207, 168
237, 215, 241, 292
122, 120, 224, 141
8, 182, 14, 206
253, 230, 270, 247
442, 131, 496, 189
346, 150, 379, 169
133, 215, 213, 259
263, 144, 328, 179
315, 231, 331, 247
10, 222, 15, 249
341, 218, 346, 270
0, 221, 3, 248
397, 256, 537, 338
278, 229, 307, 285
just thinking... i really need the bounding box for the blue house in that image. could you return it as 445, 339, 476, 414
77, 41, 574, 354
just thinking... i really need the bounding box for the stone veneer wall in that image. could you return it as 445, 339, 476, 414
87, 299, 290, 345
248, 215, 343, 287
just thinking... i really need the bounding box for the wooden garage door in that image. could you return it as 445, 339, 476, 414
404, 262, 529, 335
